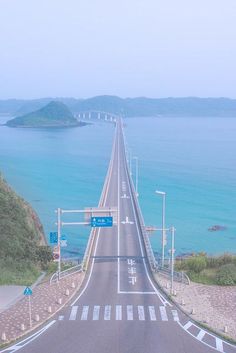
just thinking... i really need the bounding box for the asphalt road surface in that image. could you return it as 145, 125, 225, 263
3, 120, 236, 353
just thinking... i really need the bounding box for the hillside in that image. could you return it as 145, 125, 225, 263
0, 175, 52, 285
6, 101, 83, 128
1, 96, 236, 118
72, 96, 236, 117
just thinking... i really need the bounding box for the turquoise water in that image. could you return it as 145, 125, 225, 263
0, 116, 236, 258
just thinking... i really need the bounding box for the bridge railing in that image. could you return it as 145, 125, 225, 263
81, 122, 117, 271
124, 150, 157, 271
155, 267, 190, 285
50, 264, 83, 284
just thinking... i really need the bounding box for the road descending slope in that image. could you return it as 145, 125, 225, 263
3, 119, 236, 353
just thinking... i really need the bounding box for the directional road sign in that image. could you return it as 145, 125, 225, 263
24, 287, 33, 296
91, 216, 113, 228
50, 232, 58, 244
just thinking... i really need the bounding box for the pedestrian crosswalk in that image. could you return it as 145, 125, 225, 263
60, 305, 180, 323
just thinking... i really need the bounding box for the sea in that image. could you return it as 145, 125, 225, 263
0, 116, 235, 260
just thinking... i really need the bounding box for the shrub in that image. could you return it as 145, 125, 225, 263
185, 256, 207, 273
216, 264, 236, 286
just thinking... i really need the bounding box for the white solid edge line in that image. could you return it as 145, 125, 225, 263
0, 320, 56, 353
122, 131, 170, 307
71, 124, 117, 306
117, 122, 121, 293
118, 290, 156, 294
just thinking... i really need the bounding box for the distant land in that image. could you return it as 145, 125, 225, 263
6, 101, 86, 128
1, 96, 236, 117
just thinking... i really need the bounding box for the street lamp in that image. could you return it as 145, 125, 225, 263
170, 226, 175, 294
129, 150, 132, 176
155, 190, 166, 268
133, 156, 139, 197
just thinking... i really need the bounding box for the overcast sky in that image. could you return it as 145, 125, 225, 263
0, 0, 235, 99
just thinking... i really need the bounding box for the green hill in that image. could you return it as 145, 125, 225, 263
6, 101, 82, 128
0, 175, 52, 285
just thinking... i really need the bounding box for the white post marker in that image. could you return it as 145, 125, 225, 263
24, 287, 33, 328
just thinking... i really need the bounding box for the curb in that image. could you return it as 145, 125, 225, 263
0, 272, 85, 349
152, 273, 236, 345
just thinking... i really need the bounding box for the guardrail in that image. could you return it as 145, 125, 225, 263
155, 267, 190, 285
121, 129, 157, 271
50, 264, 83, 284
81, 122, 117, 271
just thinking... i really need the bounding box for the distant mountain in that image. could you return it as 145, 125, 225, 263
72, 96, 236, 117
0, 97, 79, 116
6, 101, 83, 128
1, 96, 236, 118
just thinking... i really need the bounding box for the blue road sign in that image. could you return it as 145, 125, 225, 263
24, 287, 33, 296
50, 232, 58, 244
91, 216, 113, 228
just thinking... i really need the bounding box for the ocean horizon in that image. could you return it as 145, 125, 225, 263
0, 116, 235, 260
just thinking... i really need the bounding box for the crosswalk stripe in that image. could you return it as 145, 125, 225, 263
148, 306, 156, 321
171, 310, 179, 321
196, 329, 206, 341
127, 305, 133, 320
116, 305, 122, 320
93, 306, 100, 320
58, 315, 64, 321
159, 306, 168, 321
81, 306, 89, 320
69, 306, 78, 320
138, 306, 145, 321
215, 338, 224, 352
104, 305, 111, 320
183, 321, 192, 330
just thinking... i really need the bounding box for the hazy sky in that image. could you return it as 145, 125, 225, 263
0, 0, 235, 99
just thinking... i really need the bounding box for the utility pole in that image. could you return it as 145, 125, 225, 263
155, 190, 166, 268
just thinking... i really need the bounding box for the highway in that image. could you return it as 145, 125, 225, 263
4, 119, 235, 353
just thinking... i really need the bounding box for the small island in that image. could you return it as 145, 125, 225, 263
6, 101, 87, 128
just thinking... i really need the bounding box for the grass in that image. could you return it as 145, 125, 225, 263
175, 253, 236, 286
0, 260, 41, 286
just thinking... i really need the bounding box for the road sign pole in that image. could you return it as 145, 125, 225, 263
57, 207, 61, 280
28, 295, 32, 328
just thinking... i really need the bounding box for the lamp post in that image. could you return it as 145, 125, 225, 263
170, 226, 175, 294
133, 156, 139, 197
129, 150, 132, 176
155, 190, 166, 268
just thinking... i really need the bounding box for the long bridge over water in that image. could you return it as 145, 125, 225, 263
4, 118, 235, 353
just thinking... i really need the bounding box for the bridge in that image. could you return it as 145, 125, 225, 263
74, 110, 120, 122
4, 119, 235, 353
